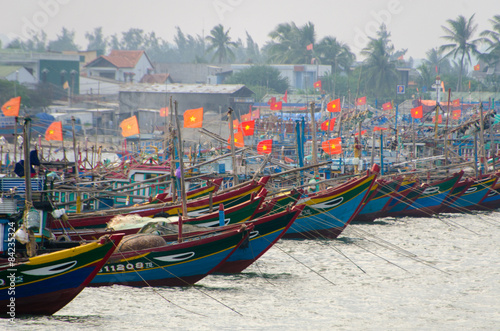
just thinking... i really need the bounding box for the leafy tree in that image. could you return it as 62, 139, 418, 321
7, 31, 47, 52
121, 28, 147, 50
424, 48, 452, 75
480, 15, 500, 67
416, 63, 435, 92
360, 24, 399, 99
265, 21, 316, 64
173, 27, 206, 63
206, 24, 238, 63
48, 28, 79, 51
440, 14, 482, 91
85, 27, 108, 56
224, 65, 289, 100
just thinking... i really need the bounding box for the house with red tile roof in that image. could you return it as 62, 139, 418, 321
84, 50, 154, 83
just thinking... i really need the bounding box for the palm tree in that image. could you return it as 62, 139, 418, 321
316, 37, 355, 73
316, 37, 355, 97
424, 48, 452, 75
480, 15, 500, 67
361, 25, 399, 99
206, 24, 238, 63
439, 14, 482, 91
265, 21, 316, 64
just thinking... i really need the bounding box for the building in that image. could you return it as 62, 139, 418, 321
84, 50, 154, 83
118, 83, 254, 132
0, 50, 81, 93
0, 65, 37, 87
230, 64, 331, 90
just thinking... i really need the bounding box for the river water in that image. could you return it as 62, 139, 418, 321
3, 211, 499, 330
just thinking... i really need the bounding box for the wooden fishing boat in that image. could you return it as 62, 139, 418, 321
352, 177, 403, 222
90, 224, 252, 287
384, 171, 463, 218
52, 189, 268, 241
48, 176, 269, 231
475, 177, 500, 210
381, 177, 421, 216
215, 204, 305, 274
282, 165, 379, 239
444, 174, 498, 212
0, 233, 123, 316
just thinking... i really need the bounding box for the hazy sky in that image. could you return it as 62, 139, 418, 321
1, 0, 497, 61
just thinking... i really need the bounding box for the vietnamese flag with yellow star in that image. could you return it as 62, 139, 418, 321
411, 105, 423, 119
320, 118, 336, 131
321, 137, 342, 155
119, 115, 140, 137
432, 114, 442, 124
1, 96, 21, 117
183, 107, 203, 128
327, 98, 341, 112
270, 101, 282, 111
45, 121, 63, 141
227, 131, 245, 149
382, 101, 393, 111
257, 139, 272, 155
241, 120, 255, 136
452, 109, 461, 120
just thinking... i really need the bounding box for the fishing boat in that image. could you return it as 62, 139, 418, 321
476, 179, 500, 210
282, 165, 379, 239
352, 177, 403, 222
385, 171, 463, 218
0, 233, 123, 316
90, 223, 252, 287
439, 174, 498, 213
52, 188, 268, 241
48, 176, 269, 231
215, 204, 305, 274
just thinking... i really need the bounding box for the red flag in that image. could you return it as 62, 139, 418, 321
373, 127, 388, 131
267, 97, 276, 105
241, 112, 251, 122
1, 96, 21, 117
306, 43, 313, 51
160, 107, 168, 117
313, 80, 322, 89
474, 64, 480, 71
227, 131, 245, 149
397, 55, 404, 60
270, 101, 282, 111
45, 121, 63, 141
327, 98, 341, 112
322, 138, 342, 155
354, 130, 367, 136
252, 109, 260, 119
232, 119, 240, 131
120, 116, 140, 137
452, 109, 461, 120
283, 90, 288, 103
382, 101, 393, 111
432, 115, 442, 124
435, 65, 438, 73
241, 120, 255, 136
355, 96, 366, 106
184, 107, 203, 128
411, 105, 423, 119
257, 139, 273, 154
452, 99, 460, 108
320, 118, 336, 131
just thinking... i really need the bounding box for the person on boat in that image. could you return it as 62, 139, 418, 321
353, 138, 362, 174
308, 175, 320, 193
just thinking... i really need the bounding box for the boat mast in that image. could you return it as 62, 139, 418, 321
173, 100, 187, 242
309, 102, 319, 177
227, 107, 239, 185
